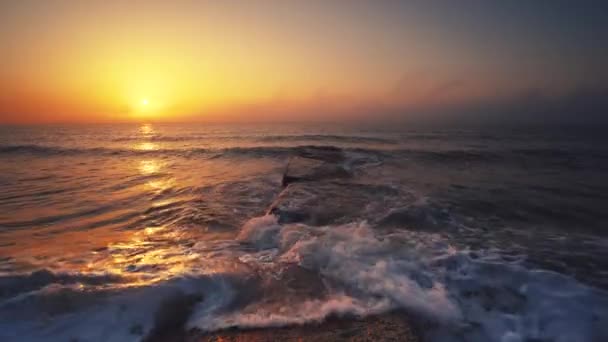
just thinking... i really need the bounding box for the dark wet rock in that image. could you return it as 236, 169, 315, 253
143, 291, 204, 342
282, 156, 351, 186
295, 145, 345, 163
268, 181, 414, 226
281, 146, 351, 186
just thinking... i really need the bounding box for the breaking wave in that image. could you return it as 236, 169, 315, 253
2, 125, 608, 341
191, 215, 608, 341
4, 143, 605, 167
1, 215, 607, 341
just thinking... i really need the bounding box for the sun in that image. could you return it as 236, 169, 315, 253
132, 97, 163, 119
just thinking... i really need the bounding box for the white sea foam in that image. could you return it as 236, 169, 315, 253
190, 214, 608, 341
2, 215, 607, 341
191, 294, 391, 331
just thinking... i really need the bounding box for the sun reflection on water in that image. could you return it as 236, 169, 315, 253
139, 124, 155, 135
139, 159, 162, 174
77, 212, 244, 287
70, 123, 239, 288
135, 142, 159, 151
146, 179, 176, 192
81, 225, 200, 287
137, 159, 176, 193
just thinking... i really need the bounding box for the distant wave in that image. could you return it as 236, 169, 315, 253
0, 144, 107, 156
255, 134, 396, 144
0, 144, 293, 158
2, 144, 606, 168
111, 134, 397, 144
0, 144, 327, 160
111, 135, 203, 142
407, 149, 503, 162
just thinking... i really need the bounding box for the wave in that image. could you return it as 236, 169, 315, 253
1, 215, 607, 341
0, 144, 93, 155
0, 269, 125, 300
195, 215, 608, 341
408, 149, 504, 162
111, 135, 203, 142
2, 143, 607, 172
0, 144, 381, 162
0, 144, 310, 158
256, 134, 396, 144
109, 134, 397, 144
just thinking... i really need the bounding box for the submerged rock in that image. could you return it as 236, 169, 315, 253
282, 146, 350, 186
295, 145, 345, 162
282, 156, 351, 186
268, 181, 414, 226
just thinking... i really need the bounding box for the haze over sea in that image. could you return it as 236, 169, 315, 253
0, 123, 607, 341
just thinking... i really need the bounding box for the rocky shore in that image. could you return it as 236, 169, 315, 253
144, 146, 423, 342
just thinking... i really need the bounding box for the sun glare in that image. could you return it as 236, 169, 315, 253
132, 98, 164, 120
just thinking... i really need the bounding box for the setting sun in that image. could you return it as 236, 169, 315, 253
134, 98, 162, 119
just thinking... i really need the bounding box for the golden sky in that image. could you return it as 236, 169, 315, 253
1, 1, 606, 123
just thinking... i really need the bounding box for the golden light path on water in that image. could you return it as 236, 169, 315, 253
0, 123, 242, 289
136, 142, 159, 151
83, 123, 195, 287
79, 124, 241, 287
139, 160, 162, 174
139, 123, 155, 135
139, 159, 176, 193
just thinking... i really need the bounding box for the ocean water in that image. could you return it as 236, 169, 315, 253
0, 123, 607, 341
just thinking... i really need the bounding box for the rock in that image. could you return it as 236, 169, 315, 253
267, 181, 413, 226
282, 156, 351, 186
281, 146, 351, 186
295, 145, 345, 162
143, 291, 204, 342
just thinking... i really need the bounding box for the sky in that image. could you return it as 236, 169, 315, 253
0, 0, 607, 124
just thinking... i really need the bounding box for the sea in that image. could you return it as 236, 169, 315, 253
0, 123, 607, 341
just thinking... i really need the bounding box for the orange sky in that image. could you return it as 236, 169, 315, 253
1, 1, 606, 123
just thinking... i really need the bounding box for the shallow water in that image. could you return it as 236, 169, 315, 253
1, 123, 607, 341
